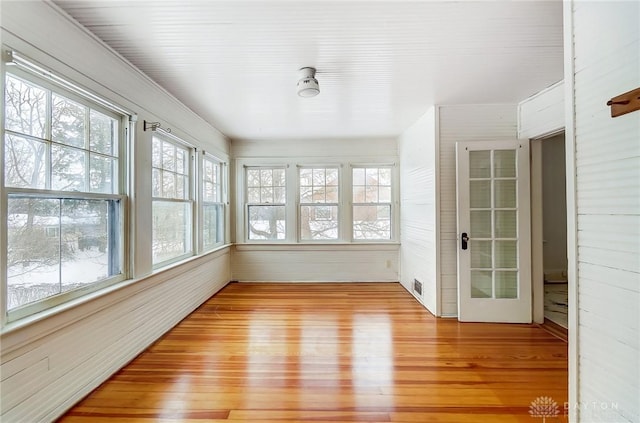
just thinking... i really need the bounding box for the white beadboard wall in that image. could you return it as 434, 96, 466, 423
437, 104, 518, 317
232, 244, 399, 282
570, 1, 639, 421
1, 2, 232, 421
231, 137, 400, 283
398, 107, 438, 314
517, 80, 565, 140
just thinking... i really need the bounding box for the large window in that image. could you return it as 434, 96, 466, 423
352, 166, 392, 240
4, 71, 125, 316
202, 154, 224, 250
246, 167, 286, 240
151, 136, 192, 265
299, 167, 339, 240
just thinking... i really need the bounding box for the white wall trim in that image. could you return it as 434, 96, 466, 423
563, 1, 579, 420
434, 106, 442, 317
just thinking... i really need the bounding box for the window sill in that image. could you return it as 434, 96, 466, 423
234, 242, 400, 252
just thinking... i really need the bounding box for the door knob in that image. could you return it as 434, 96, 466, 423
461, 232, 469, 250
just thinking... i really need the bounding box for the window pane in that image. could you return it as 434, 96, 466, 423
365, 185, 378, 203
495, 210, 517, 238
495, 271, 518, 298
379, 168, 391, 185
353, 185, 365, 203
365, 168, 379, 185
61, 199, 114, 292
261, 187, 274, 203
274, 187, 286, 203
299, 168, 312, 186
248, 205, 285, 240
494, 150, 516, 178
4, 135, 46, 189
152, 168, 161, 197
300, 205, 338, 240
494, 180, 516, 208
162, 141, 175, 171
248, 187, 261, 203
471, 271, 493, 298
325, 186, 338, 203
471, 210, 491, 238
7, 196, 121, 310
326, 168, 338, 186
469, 151, 491, 178
152, 138, 162, 168
495, 240, 517, 268
162, 171, 176, 198
203, 203, 224, 248
52, 94, 86, 148
260, 169, 273, 186
299, 185, 312, 203
176, 148, 187, 175
152, 201, 191, 264
470, 180, 491, 208
90, 155, 116, 194
89, 109, 117, 155
52, 145, 86, 191
7, 197, 61, 310
471, 240, 492, 268
353, 168, 365, 185
247, 169, 260, 187
273, 168, 285, 187
353, 205, 391, 240
176, 174, 187, 199
312, 168, 325, 185
5, 75, 47, 138
379, 186, 391, 203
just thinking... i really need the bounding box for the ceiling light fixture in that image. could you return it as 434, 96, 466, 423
297, 67, 320, 98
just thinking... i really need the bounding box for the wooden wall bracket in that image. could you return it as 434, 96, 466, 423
606, 87, 640, 118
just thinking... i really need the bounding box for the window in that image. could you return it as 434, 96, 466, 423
202, 154, 224, 250
246, 167, 286, 240
352, 167, 392, 240
3, 71, 125, 316
151, 136, 192, 265
299, 167, 339, 240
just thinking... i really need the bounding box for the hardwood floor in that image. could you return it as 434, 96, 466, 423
59, 283, 568, 422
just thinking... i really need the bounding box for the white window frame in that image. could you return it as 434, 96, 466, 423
151, 134, 194, 268
298, 165, 341, 242
244, 165, 288, 242
351, 165, 394, 241
2, 65, 129, 322
200, 152, 226, 251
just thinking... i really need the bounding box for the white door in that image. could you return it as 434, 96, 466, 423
456, 141, 531, 323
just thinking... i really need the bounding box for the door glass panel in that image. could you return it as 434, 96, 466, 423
495, 210, 517, 238
495, 271, 518, 298
470, 180, 491, 208
494, 150, 516, 177
471, 240, 492, 268
471, 210, 491, 238
469, 151, 491, 178
471, 271, 492, 298
495, 240, 517, 268
494, 180, 516, 208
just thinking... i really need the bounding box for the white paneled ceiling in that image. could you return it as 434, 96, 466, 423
53, 0, 563, 140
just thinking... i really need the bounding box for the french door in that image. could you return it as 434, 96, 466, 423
456, 141, 531, 323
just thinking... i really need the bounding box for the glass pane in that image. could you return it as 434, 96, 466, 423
470, 180, 491, 208
379, 186, 391, 203
176, 175, 187, 199
470, 210, 491, 238
379, 168, 391, 185
300, 205, 338, 240
247, 169, 260, 187
326, 168, 339, 186
176, 149, 187, 175
152, 138, 162, 168
203, 203, 224, 248
495, 271, 518, 299
52, 94, 86, 148
90, 155, 115, 194
495, 210, 517, 238
273, 168, 285, 187
494, 150, 516, 178
353, 168, 365, 185
312, 168, 325, 185
495, 240, 517, 268
7, 197, 61, 310
152, 169, 161, 197
471, 271, 492, 298
469, 151, 490, 178
61, 199, 112, 292
299, 185, 312, 203
312, 186, 325, 203
260, 169, 273, 186
494, 180, 516, 208
162, 171, 176, 198
261, 187, 273, 203
4, 135, 46, 189
353, 205, 391, 240
51, 145, 86, 192
162, 142, 175, 171
471, 240, 492, 268
273, 187, 286, 204
325, 186, 338, 203
365, 185, 378, 203
247, 187, 260, 203
248, 205, 285, 240
89, 109, 117, 155
353, 186, 365, 202
299, 168, 312, 186
204, 181, 214, 202
203, 160, 213, 182
365, 168, 379, 185
152, 201, 191, 264
5, 75, 47, 138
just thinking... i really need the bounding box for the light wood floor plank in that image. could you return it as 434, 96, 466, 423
59, 282, 568, 422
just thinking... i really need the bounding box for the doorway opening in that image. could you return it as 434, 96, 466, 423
531, 133, 568, 333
